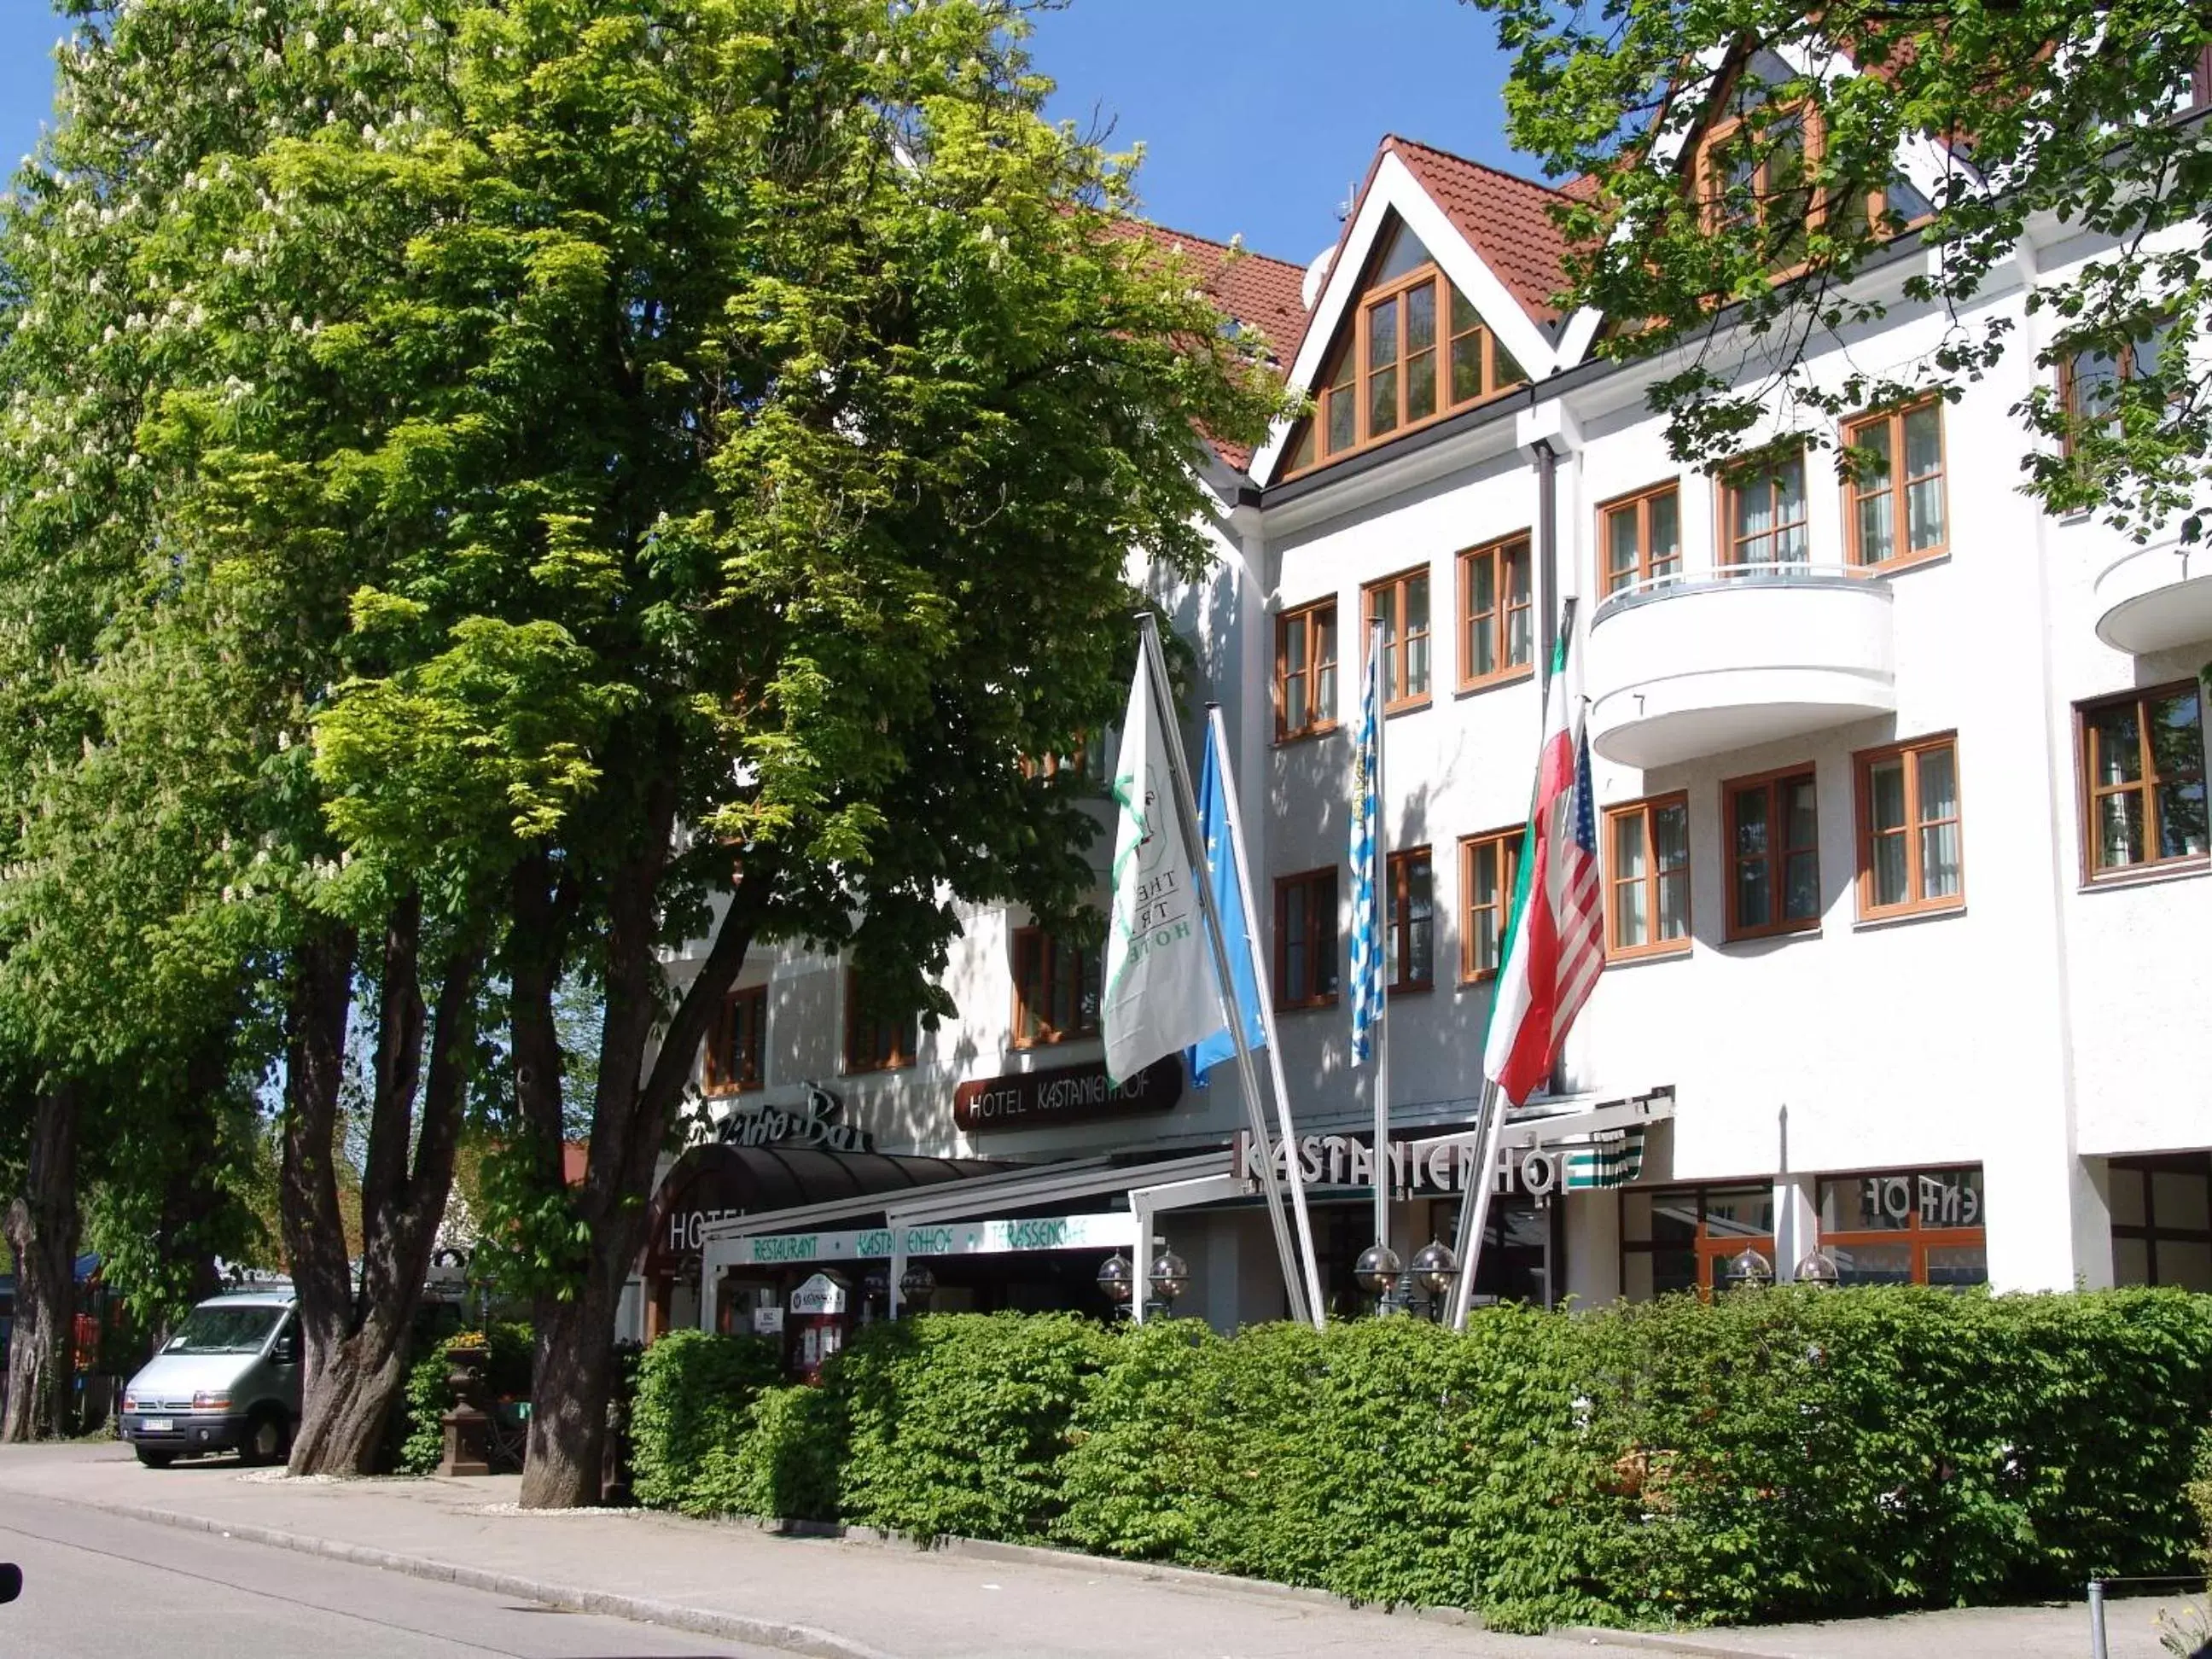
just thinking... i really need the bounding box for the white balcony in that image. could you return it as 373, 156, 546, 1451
2093, 540, 2212, 655
1587, 566, 1897, 769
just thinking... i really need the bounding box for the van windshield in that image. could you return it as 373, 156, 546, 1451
164, 1306, 284, 1355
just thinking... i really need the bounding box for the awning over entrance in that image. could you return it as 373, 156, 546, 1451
642, 1141, 1004, 1279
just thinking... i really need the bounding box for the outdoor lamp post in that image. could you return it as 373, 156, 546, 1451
1097, 1253, 1136, 1314
1793, 1248, 1842, 1287
1721, 1246, 1775, 1290
1353, 1243, 1403, 1312
1411, 1238, 1458, 1318
1147, 1250, 1190, 1316
1147, 1250, 1189, 1304
897, 1263, 936, 1313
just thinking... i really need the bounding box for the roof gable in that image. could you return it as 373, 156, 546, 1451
1253, 137, 1579, 485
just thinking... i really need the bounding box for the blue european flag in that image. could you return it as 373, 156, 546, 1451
1186, 721, 1266, 1083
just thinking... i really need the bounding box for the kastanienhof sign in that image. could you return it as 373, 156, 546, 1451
952, 1056, 1183, 1133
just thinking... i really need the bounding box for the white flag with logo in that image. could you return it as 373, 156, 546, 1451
1103, 651, 1225, 1085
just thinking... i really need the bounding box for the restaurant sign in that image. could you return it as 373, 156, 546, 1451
1231, 1127, 1645, 1197
717, 1082, 876, 1153
727, 1210, 1139, 1268
952, 1056, 1182, 1134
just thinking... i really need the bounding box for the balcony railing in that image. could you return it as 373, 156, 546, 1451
1586, 563, 1896, 769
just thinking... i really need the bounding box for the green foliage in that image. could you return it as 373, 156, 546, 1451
685, 1382, 847, 1523
632, 1291, 2212, 1630
835, 1313, 1117, 1541
1470, 0, 2212, 542
627, 1330, 783, 1510
398, 1322, 534, 1476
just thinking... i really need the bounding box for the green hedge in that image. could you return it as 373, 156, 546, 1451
398, 1323, 534, 1476
630, 1289, 2212, 1631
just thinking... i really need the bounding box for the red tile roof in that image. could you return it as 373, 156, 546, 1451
1377, 135, 1579, 325
1113, 218, 1311, 471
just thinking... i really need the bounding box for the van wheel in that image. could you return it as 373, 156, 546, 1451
244, 1410, 290, 1467
135, 1447, 177, 1469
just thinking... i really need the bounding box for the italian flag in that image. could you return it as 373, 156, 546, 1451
1481, 632, 1604, 1105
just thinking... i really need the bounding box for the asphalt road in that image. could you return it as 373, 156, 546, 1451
0, 1491, 786, 1659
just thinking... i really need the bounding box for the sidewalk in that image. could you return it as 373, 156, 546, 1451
0, 1442, 2188, 1659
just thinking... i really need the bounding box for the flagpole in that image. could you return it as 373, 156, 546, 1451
1206, 703, 1326, 1329
1136, 615, 1313, 1330
1447, 595, 1580, 1330
1367, 616, 1392, 1289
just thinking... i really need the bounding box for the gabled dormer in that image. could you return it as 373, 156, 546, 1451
1278, 217, 1530, 479
1256, 136, 1579, 486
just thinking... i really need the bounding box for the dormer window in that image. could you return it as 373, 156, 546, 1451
1282, 219, 1529, 478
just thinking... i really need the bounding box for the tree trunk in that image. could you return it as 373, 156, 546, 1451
278, 920, 358, 1467
3, 1084, 80, 1442
518, 816, 773, 1508
288, 897, 486, 1476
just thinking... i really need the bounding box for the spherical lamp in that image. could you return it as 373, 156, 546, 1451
1096, 1253, 1136, 1307
1793, 1248, 1841, 1287
1722, 1246, 1775, 1290
1411, 1238, 1458, 1296
897, 1263, 935, 1310
1353, 1243, 1403, 1295
1147, 1250, 1190, 1307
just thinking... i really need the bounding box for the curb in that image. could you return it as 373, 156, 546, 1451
25, 1492, 895, 1659
1557, 1629, 1798, 1659
26, 1481, 1671, 1655
713, 1511, 1490, 1627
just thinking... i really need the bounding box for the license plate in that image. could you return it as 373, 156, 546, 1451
143, 1417, 172, 1433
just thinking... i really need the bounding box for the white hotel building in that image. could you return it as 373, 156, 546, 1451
647, 83, 2212, 1340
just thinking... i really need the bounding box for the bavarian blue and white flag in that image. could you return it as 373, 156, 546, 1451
1186, 720, 1266, 1083
1103, 643, 1226, 1086
1348, 637, 1384, 1064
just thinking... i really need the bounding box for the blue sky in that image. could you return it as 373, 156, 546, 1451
0, 1, 1524, 263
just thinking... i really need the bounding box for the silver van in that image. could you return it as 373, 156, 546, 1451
119, 1289, 300, 1467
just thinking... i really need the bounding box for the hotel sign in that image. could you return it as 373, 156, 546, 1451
1231, 1127, 1645, 1197
952, 1056, 1182, 1133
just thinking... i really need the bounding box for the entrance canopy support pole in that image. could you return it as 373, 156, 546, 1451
1206, 704, 1326, 1330
1447, 1079, 1508, 1329
699, 1238, 734, 1334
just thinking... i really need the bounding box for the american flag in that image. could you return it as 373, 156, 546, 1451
1482, 633, 1604, 1106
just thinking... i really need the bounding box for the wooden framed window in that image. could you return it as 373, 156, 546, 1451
1697, 102, 1821, 268
1855, 734, 1964, 918
1011, 928, 1101, 1048
2061, 319, 2180, 451
1274, 600, 1338, 742
842, 974, 917, 1074
2110, 1154, 2212, 1290
1447, 285, 1526, 408
1384, 847, 1434, 993
1720, 451, 1809, 573
2077, 683, 2208, 881
1458, 827, 1522, 981
1273, 867, 1339, 1010
1599, 484, 1682, 597
704, 985, 767, 1094
1724, 766, 1820, 939
1843, 400, 1947, 570
1622, 1185, 1775, 1298
1279, 222, 1529, 479
2194, 43, 2212, 110
1815, 1167, 1987, 1286
1458, 535, 1534, 689
1605, 793, 1691, 959
1365, 568, 1431, 711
